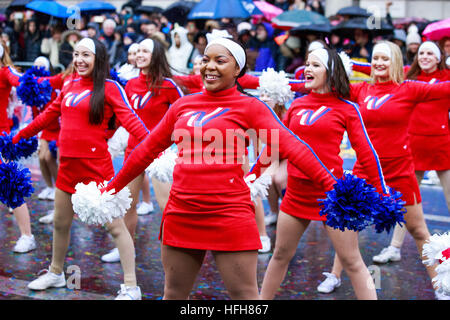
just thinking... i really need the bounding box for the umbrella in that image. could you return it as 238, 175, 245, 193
333, 17, 394, 37
25, 0, 70, 19
253, 0, 282, 21
187, 0, 250, 20
75, 1, 116, 14
7, 0, 52, 11
240, 0, 263, 16
162, 1, 196, 25
423, 18, 450, 41
271, 9, 329, 31
135, 5, 164, 15
336, 6, 371, 18
290, 21, 332, 36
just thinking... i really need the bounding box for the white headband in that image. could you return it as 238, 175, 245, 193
128, 43, 139, 53
308, 41, 324, 52
34, 56, 50, 71
140, 39, 154, 53
419, 41, 441, 62
0, 45, 3, 59
373, 43, 391, 59
76, 38, 96, 54
205, 38, 246, 71
310, 48, 329, 69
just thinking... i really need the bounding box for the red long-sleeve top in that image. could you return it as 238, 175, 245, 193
105, 85, 337, 195
16, 77, 149, 159
0, 66, 22, 133
125, 72, 183, 151
349, 80, 450, 158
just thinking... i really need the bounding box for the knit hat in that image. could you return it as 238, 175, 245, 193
406, 32, 421, 46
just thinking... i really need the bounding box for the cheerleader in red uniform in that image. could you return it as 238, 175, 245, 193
101, 39, 183, 263
101, 37, 342, 299
13, 38, 149, 299
0, 44, 38, 254
317, 41, 450, 299
258, 48, 387, 300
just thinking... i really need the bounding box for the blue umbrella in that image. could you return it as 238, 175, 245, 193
272, 9, 329, 30
75, 0, 116, 13
240, 0, 263, 16
26, 0, 70, 19
336, 6, 371, 18
187, 0, 250, 20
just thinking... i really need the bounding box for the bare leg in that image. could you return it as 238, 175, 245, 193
124, 172, 144, 239
436, 170, 450, 212
151, 177, 171, 212
255, 197, 268, 237
44, 148, 58, 185
212, 250, 260, 299
12, 203, 32, 236
50, 189, 75, 275
38, 140, 53, 188
260, 212, 310, 299
161, 244, 206, 300
105, 218, 137, 287
325, 226, 377, 300
141, 173, 151, 204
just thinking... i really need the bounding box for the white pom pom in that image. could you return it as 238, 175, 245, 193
146, 148, 178, 183
338, 51, 353, 77
72, 181, 132, 226
423, 232, 450, 266
108, 126, 129, 159
433, 259, 450, 295
258, 68, 294, 106
245, 173, 273, 203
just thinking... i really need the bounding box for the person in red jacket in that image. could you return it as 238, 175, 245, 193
317, 41, 450, 299
368, 41, 450, 266
13, 38, 149, 300
101, 38, 183, 264
102, 37, 342, 299
257, 48, 387, 300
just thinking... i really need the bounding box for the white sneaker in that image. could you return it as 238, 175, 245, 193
46, 188, 55, 201
115, 284, 142, 300
38, 187, 52, 200
258, 236, 271, 253
28, 269, 66, 290
39, 210, 54, 224
101, 248, 120, 263
137, 201, 154, 215
435, 290, 450, 300
372, 246, 401, 264
264, 212, 278, 226
317, 272, 341, 293
13, 234, 37, 253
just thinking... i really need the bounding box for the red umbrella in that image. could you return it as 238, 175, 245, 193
253, 1, 283, 21
423, 18, 450, 41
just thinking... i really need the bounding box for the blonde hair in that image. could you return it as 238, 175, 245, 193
370, 41, 404, 84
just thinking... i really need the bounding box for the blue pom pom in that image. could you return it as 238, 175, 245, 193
372, 187, 406, 233
27, 66, 50, 77
11, 115, 19, 131
110, 69, 128, 87
48, 140, 58, 159
16, 68, 53, 108
318, 173, 381, 232
0, 161, 34, 209
0, 132, 38, 161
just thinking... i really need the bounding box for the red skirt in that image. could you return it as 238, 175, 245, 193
410, 134, 450, 171
160, 189, 261, 251
353, 155, 421, 206
280, 175, 326, 221
56, 156, 115, 194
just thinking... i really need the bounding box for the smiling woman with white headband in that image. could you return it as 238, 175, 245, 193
12, 37, 150, 300
98, 36, 355, 299
311, 41, 450, 299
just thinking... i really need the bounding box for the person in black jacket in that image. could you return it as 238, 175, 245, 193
59, 29, 83, 68
24, 19, 42, 62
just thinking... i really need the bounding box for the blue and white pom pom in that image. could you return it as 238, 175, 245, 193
244, 173, 273, 203
146, 147, 178, 183
110, 69, 128, 87
319, 173, 382, 232
107, 126, 129, 160
338, 51, 353, 77
16, 67, 52, 109
422, 232, 450, 295
72, 181, 132, 226
0, 161, 34, 209
0, 132, 38, 161
371, 187, 406, 233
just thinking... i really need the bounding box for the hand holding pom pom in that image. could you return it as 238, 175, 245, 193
0, 162, 34, 209
0, 132, 38, 161
146, 147, 178, 183
244, 173, 273, 203
72, 181, 132, 226
422, 233, 450, 295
